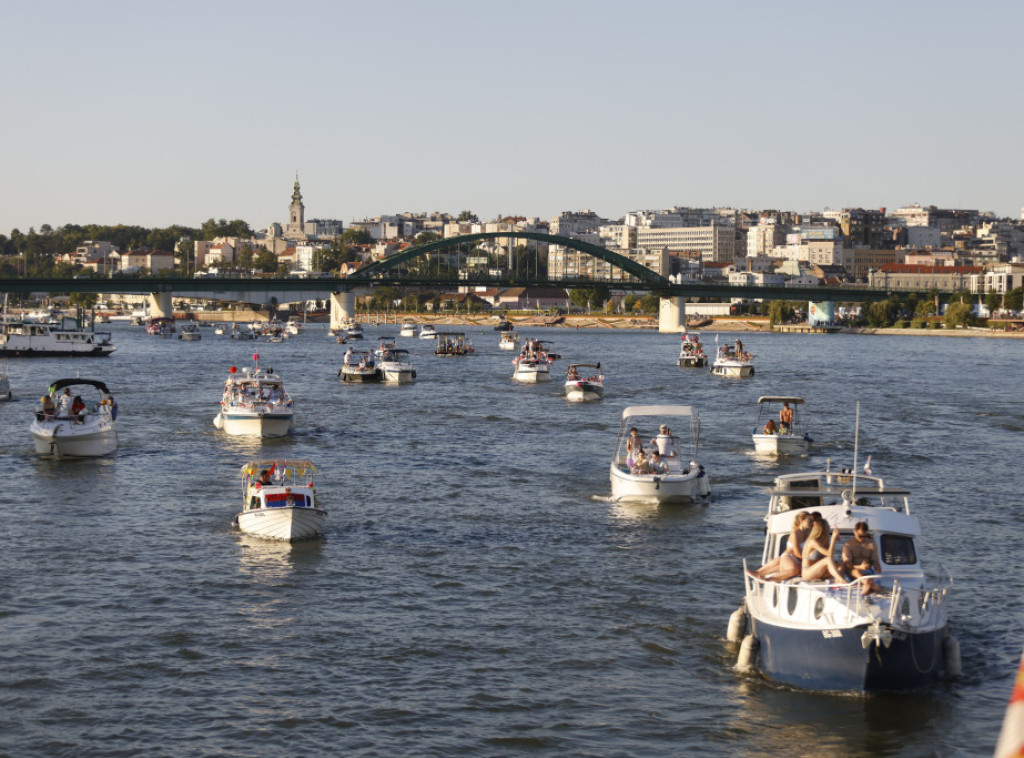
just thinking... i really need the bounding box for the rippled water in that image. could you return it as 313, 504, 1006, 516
1, 324, 1021, 757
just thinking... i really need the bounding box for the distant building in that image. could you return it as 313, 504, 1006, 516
868, 263, 982, 293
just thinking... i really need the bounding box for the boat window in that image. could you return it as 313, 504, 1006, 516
250, 497, 261, 509
786, 586, 798, 615
813, 597, 824, 619
880, 534, 917, 566
781, 479, 820, 510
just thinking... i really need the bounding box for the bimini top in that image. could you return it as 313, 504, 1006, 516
568, 362, 601, 370
621, 405, 696, 419
49, 378, 112, 394
757, 396, 805, 406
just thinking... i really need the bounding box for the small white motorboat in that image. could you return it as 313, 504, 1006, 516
435, 332, 473, 356
341, 320, 364, 339
338, 349, 383, 382
399, 321, 417, 337
678, 331, 707, 368
711, 340, 754, 378
752, 396, 812, 455
374, 338, 398, 357
231, 324, 257, 340
564, 363, 604, 402
378, 348, 416, 384
609, 405, 710, 504
30, 378, 118, 457
213, 355, 295, 437
179, 322, 202, 341
498, 330, 519, 351
418, 324, 438, 340
512, 339, 555, 383
235, 460, 326, 541
286, 319, 304, 335
729, 459, 956, 691
213, 324, 226, 336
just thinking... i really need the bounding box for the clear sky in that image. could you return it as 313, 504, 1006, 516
2, 0, 1022, 234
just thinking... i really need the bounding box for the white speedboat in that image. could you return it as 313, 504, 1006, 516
678, 332, 707, 368
374, 338, 398, 358
609, 405, 711, 504
752, 396, 812, 455
230, 324, 257, 340
512, 339, 554, 383
338, 350, 383, 382
399, 321, 417, 337
729, 462, 957, 691
235, 460, 326, 541
30, 378, 118, 457
213, 324, 226, 336
418, 324, 438, 340
498, 330, 519, 351
146, 317, 176, 336
0, 314, 115, 357
341, 320, 364, 339
0, 359, 11, 400
711, 341, 754, 378
378, 348, 416, 384
213, 356, 295, 437
564, 363, 604, 402
286, 320, 304, 335
435, 332, 473, 356
179, 322, 202, 341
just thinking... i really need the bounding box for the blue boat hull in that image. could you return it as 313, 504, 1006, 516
750, 617, 947, 691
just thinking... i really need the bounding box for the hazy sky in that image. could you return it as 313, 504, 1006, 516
2, 0, 1022, 234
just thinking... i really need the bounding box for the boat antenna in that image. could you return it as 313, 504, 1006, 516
851, 401, 860, 503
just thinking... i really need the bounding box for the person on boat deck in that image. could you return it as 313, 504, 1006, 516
648, 450, 669, 475
40, 395, 56, 420
70, 395, 86, 420
842, 521, 882, 595
651, 424, 677, 457
567, 366, 579, 380
735, 339, 743, 355
343, 347, 354, 365
57, 388, 72, 416
631, 450, 651, 474
763, 419, 778, 435
755, 512, 811, 581
626, 427, 644, 467
779, 401, 794, 433
256, 470, 274, 488
801, 521, 846, 583
267, 385, 283, 403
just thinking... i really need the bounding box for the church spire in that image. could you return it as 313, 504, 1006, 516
292, 172, 302, 204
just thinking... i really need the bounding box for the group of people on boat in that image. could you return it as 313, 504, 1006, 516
625, 423, 679, 474
762, 401, 795, 435
518, 338, 550, 363
225, 381, 285, 405
722, 339, 752, 362
39, 387, 113, 423
566, 366, 600, 382
754, 513, 881, 595
343, 347, 375, 369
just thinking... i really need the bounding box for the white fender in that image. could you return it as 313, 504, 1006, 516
943, 635, 962, 678
727, 605, 748, 642
737, 634, 760, 669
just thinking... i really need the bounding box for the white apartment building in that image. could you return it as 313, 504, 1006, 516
635, 223, 735, 263
547, 246, 669, 281
550, 210, 608, 237
747, 219, 785, 257
971, 263, 1024, 294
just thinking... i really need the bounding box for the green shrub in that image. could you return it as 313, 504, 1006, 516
911, 319, 927, 329
893, 320, 910, 329
928, 321, 942, 329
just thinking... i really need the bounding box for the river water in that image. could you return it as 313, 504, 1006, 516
1, 324, 1021, 757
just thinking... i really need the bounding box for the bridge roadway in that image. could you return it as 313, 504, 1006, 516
0, 276, 891, 304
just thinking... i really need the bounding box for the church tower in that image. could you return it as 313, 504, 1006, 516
286, 173, 305, 238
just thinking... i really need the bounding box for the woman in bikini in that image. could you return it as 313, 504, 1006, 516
801, 520, 846, 583
755, 512, 811, 581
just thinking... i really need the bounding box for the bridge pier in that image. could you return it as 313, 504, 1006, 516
330, 292, 356, 329
658, 296, 687, 333
148, 292, 174, 319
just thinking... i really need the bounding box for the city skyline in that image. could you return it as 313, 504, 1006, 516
2, 1, 1022, 233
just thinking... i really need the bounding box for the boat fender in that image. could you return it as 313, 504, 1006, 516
727, 604, 748, 642
943, 635, 962, 678
737, 634, 759, 669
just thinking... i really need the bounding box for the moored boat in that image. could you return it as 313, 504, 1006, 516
0, 313, 115, 357
498, 330, 519, 351
609, 405, 710, 504
418, 324, 438, 340
213, 355, 295, 437
399, 321, 417, 337
729, 461, 957, 692
235, 460, 326, 541
565, 362, 604, 402
30, 378, 118, 457
678, 331, 707, 368
711, 340, 754, 378
752, 396, 811, 455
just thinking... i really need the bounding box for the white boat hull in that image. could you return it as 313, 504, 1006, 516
236, 506, 326, 541
382, 366, 416, 384
498, 342, 518, 351
31, 420, 118, 457
565, 381, 604, 402
216, 412, 295, 437
513, 365, 550, 383
752, 433, 809, 455
711, 361, 754, 378
609, 461, 710, 504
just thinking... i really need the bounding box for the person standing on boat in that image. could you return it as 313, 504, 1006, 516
842, 522, 882, 595
779, 401, 794, 433
40, 395, 56, 420
344, 347, 354, 366
57, 388, 72, 417
626, 427, 644, 468
650, 424, 677, 457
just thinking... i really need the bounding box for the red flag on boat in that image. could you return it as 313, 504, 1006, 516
253, 353, 260, 362
229, 366, 236, 373
267, 462, 276, 478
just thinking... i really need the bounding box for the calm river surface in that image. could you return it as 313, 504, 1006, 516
1, 323, 1021, 757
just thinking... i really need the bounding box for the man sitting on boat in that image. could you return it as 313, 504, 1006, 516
649, 450, 669, 475
842, 522, 882, 595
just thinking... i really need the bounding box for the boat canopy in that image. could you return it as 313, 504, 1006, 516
568, 362, 600, 370
240, 460, 317, 478
757, 396, 805, 406
621, 405, 696, 419
49, 378, 112, 394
